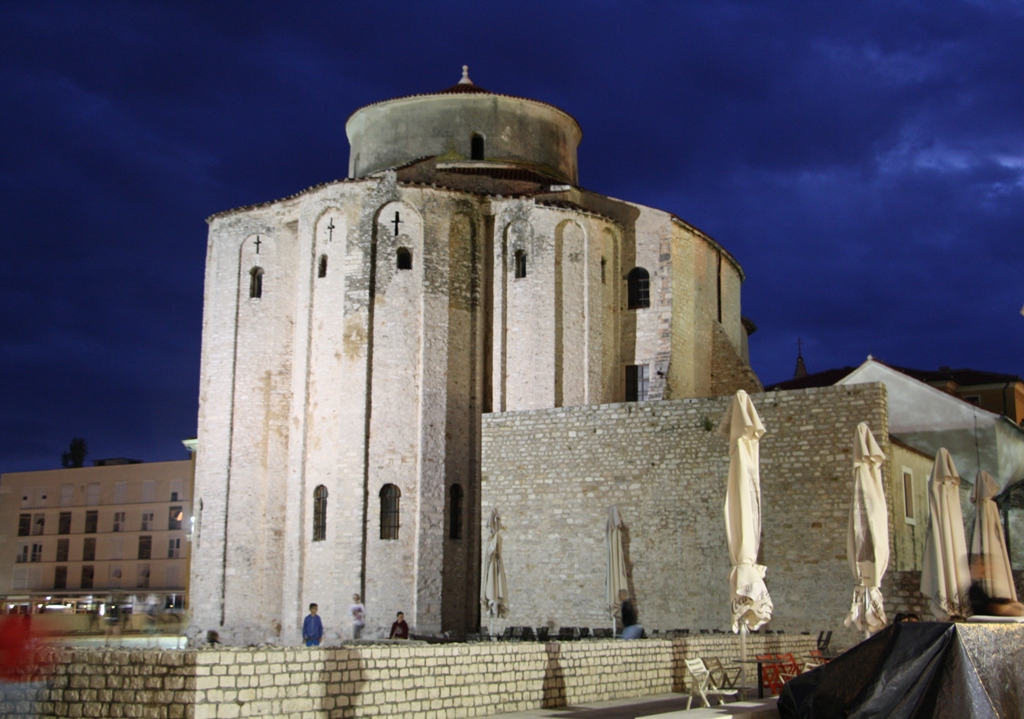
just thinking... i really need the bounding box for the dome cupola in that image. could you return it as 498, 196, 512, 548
346, 67, 582, 184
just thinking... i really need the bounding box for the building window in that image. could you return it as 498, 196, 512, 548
109, 537, 123, 560
397, 247, 412, 271
113, 511, 125, 532
60, 484, 73, 507
30, 543, 43, 563
318, 254, 328, 278
170, 479, 183, 501
141, 511, 154, 531
514, 250, 527, 279
18, 514, 30, 537
54, 566, 67, 590
313, 485, 328, 542
84, 510, 98, 534
627, 267, 650, 309
168, 506, 183, 530
142, 481, 156, 503
32, 514, 45, 536
168, 538, 181, 559
56, 539, 69, 562
138, 536, 152, 560
81, 566, 94, 590
59, 512, 72, 534
137, 564, 150, 589
82, 538, 96, 562
113, 482, 127, 504
471, 133, 485, 160
250, 267, 264, 298
449, 484, 463, 540
903, 470, 915, 522
16, 545, 28, 564
86, 483, 100, 506
601, 257, 607, 284
380, 484, 401, 540
625, 364, 650, 402
109, 566, 122, 587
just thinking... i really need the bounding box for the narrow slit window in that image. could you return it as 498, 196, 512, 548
449, 484, 464, 540
471, 133, 485, 160
903, 471, 914, 520
313, 485, 328, 542
397, 247, 413, 271
514, 250, 527, 279
318, 255, 328, 278
380, 484, 401, 540
601, 257, 607, 284
250, 267, 264, 298
627, 267, 650, 309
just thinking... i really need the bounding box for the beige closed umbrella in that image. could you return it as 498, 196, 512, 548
481, 508, 508, 634
720, 390, 772, 682
843, 423, 889, 637
920, 448, 971, 620
971, 471, 1017, 603
605, 506, 629, 633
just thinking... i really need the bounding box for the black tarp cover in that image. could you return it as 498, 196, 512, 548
778, 622, 999, 719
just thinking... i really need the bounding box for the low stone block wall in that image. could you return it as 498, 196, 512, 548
5, 634, 815, 719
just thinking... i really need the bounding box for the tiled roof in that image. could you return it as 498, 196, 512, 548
764, 367, 857, 391
889, 366, 1023, 387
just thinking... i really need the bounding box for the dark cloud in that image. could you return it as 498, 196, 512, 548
2, 0, 1023, 472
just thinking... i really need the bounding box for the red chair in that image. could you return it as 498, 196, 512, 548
756, 654, 785, 695
776, 652, 801, 683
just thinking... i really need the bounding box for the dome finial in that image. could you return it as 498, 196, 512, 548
459, 65, 473, 85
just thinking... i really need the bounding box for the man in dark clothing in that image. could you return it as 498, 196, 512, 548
618, 590, 643, 639
389, 611, 409, 639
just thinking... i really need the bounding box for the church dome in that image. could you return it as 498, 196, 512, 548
346, 67, 583, 184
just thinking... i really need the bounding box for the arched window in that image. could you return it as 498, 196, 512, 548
397, 247, 412, 271
380, 484, 400, 540
312, 485, 328, 542
318, 255, 328, 278
249, 267, 264, 299
627, 267, 650, 309
514, 250, 527, 279
600, 257, 607, 285
449, 484, 464, 540
471, 133, 485, 161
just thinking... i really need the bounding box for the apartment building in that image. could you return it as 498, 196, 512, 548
0, 457, 193, 612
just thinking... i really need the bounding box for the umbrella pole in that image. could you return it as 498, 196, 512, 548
863, 590, 871, 640
740, 622, 748, 694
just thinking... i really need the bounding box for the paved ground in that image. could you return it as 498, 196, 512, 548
475, 694, 778, 719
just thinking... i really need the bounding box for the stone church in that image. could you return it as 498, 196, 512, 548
190, 68, 761, 645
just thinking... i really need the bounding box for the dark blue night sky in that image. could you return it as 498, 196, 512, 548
2, 1, 1023, 473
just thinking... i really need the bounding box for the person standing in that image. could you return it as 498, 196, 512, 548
302, 603, 324, 647
389, 612, 409, 639
349, 594, 366, 639
618, 589, 643, 639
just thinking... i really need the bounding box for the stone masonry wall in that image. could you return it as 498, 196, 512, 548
5, 635, 815, 719
481, 384, 889, 650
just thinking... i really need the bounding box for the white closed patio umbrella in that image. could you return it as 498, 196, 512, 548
605, 506, 629, 634
720, 390, 773, 682
920, 448, 971, 620
971, 471, 1018, 603
481, 507, 508, 635
843, 423, 889, 638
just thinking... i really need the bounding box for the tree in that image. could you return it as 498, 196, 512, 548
61, 438, 88, 468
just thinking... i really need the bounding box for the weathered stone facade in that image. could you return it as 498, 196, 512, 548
481, 384, 890, 647
191, 73, 760, 645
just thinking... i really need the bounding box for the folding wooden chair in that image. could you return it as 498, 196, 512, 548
756, 654, 785, 695
684, 658, 739, 709
705, 657, 741, 689
776, 653, 802, 683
